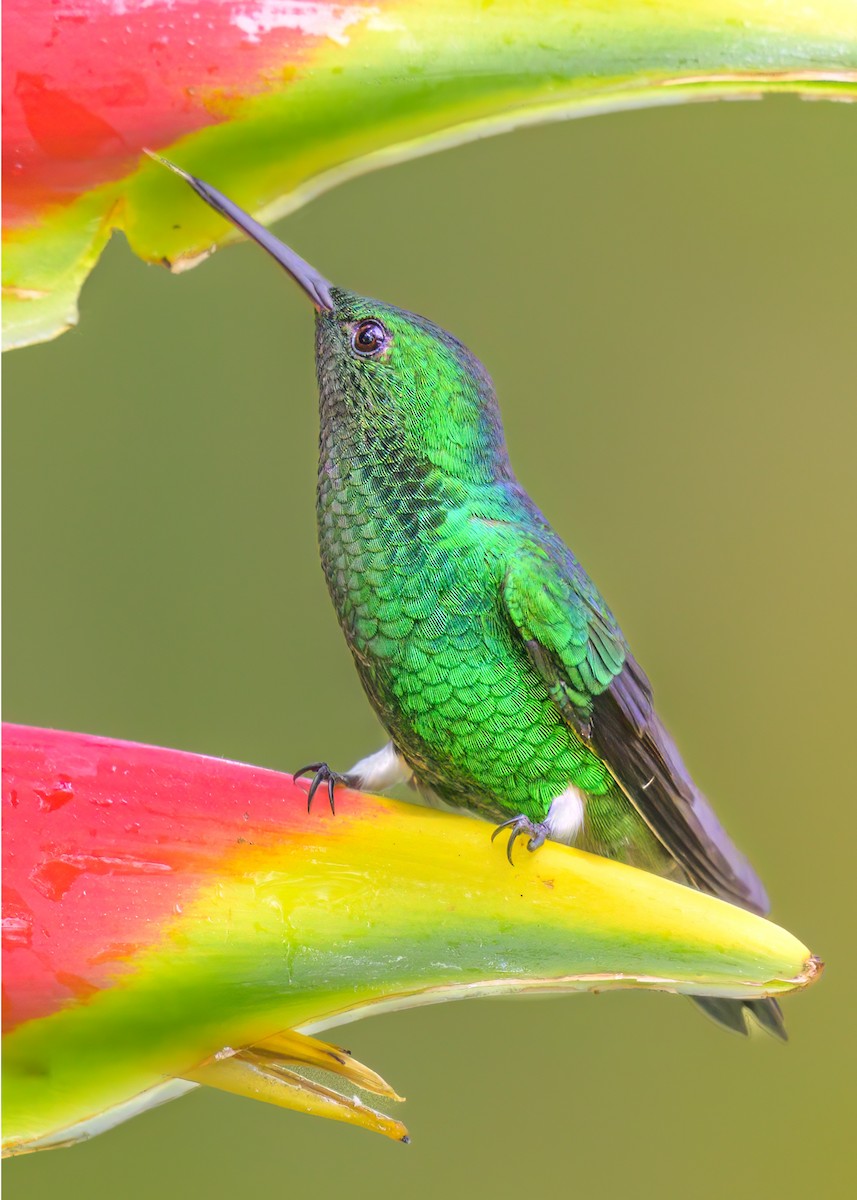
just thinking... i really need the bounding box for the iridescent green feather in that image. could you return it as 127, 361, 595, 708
315, 291, 674, 871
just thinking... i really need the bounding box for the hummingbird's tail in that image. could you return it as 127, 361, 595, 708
591, 655, 788, 1040
691, 995, 787, 1041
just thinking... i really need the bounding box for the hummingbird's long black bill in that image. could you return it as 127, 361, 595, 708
146, 151, 335, 312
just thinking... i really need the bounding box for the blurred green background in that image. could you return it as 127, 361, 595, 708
4, 97, 856, 1198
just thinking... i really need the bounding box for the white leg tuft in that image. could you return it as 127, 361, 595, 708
347, 742, 413, 793
544, 786, 586, 845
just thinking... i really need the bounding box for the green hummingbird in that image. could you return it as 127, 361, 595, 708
155, 155, 785, 1040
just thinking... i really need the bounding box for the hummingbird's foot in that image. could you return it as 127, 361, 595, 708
293, 763, 353, 815
491, 815, 548, 865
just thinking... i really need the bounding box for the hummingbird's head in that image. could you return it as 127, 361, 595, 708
313, 287, 509, 481
152, 155, 510, 483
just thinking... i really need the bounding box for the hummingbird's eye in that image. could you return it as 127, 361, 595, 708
351, 319, 388, 358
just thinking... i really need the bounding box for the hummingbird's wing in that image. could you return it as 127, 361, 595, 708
502, 543, 626, 740
501, 548, 769, 915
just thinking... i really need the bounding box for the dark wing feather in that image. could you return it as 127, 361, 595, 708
502, 548, 769, 915
593, 659, 784, 1037
593, 653, 770, 915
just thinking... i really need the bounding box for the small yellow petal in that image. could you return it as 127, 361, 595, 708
182, 1052, 408, 1143
246, 1029, 405, 1101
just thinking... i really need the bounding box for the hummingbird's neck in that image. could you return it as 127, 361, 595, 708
318, 415, 508, 526
317, 373, 513, 492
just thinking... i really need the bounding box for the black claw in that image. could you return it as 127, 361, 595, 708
527, 827, 547, 853
491, 815, 546, 865
491, 816, 524, 865
306, 772, 325, 813
293, 762, 323, 782
294, 762, 344, 815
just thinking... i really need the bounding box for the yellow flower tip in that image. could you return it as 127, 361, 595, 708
181, 1030, 407, 1142
183, 1050, 409, 1143
248, 1030, 405, 1102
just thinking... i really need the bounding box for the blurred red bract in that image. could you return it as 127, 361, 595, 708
2, 0, 368, 223
1, 723, 317, 1032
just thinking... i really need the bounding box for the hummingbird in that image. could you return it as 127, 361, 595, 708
154, 154, 785, 1040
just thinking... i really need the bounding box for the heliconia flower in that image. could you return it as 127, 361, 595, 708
3, 0, 857, 350
2, 723, 821, 1153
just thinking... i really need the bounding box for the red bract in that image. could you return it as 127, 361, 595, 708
2, 0, 364, 223
1, 722, 362, 1033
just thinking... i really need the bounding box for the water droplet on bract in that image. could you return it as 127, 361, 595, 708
29, 859, 82, 902
34, 779, 74, 812
2, 911, 34, 949
30, 852, 173, 901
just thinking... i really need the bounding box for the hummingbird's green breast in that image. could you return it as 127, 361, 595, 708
319, 464, 567, 813
315, 353, 669, 872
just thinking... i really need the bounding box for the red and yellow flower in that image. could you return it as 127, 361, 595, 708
2, 723, 821, 1153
